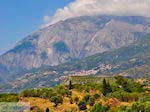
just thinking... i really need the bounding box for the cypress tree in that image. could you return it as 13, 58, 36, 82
46, 108, 49, 112
69, 80, 73, 90
102, 78, 112, 96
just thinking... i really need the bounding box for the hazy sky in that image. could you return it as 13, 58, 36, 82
0, 0, 74, 54
0, 0, 150, 54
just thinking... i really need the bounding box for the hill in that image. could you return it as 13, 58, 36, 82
0, 76, 149, 112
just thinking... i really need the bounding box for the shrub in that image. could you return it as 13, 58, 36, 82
50, 95, 63, 107
128, 82, 143, 92
55, 85, 66, 95
66, 91, 72, 97
110, 91, 140, 102
89, 97, 95, 106
117, 106, 131, 112
83, 94, 91, 102
20, 88, 55, 99
130, 102, 150, 112
93, 94, 100, 100
0, 93, 19, 102
74, 96, 79, 104
55, 85, 71, 96
90, 103, 108, 112
78, 101, 87, 111
115, 76, 132, 92
139, 96, 150, 103
69, 96, 73, 104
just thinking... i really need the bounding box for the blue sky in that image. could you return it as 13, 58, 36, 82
0, 0, 74, 54
0, 0, 149, 54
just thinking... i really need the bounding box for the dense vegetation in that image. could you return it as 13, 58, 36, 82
9, 41, 35, 53
53, 41, 70, 54
0, 76, 149, 112
0, 93, 19, 102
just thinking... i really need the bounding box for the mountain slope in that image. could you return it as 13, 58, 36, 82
1, 36, 149, 92
0, 15, 150, 80
57, 36, 150, 72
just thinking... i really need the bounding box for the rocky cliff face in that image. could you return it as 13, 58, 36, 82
0, 15, 150, 79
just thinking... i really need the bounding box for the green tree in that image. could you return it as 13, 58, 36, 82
102, 78, 112, 96
90, 103, 108, 112
122, 81, 131, 92
115, 76, 131, 92
66, 90, 72, 97
50, 95, 63, 107
56, 85, 67, 96
68, 80, 73, 90
115, 76, 125, 85
83, 94, 91, 102
46, 108, 49, 112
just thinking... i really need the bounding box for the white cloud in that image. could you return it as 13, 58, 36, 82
44, 0, 150, 26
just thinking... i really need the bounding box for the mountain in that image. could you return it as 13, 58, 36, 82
57, 36, 150, 76
0, 15, 150, 81
1, 35, 149, 92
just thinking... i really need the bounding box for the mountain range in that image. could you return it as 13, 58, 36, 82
0, 15, 150, 92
